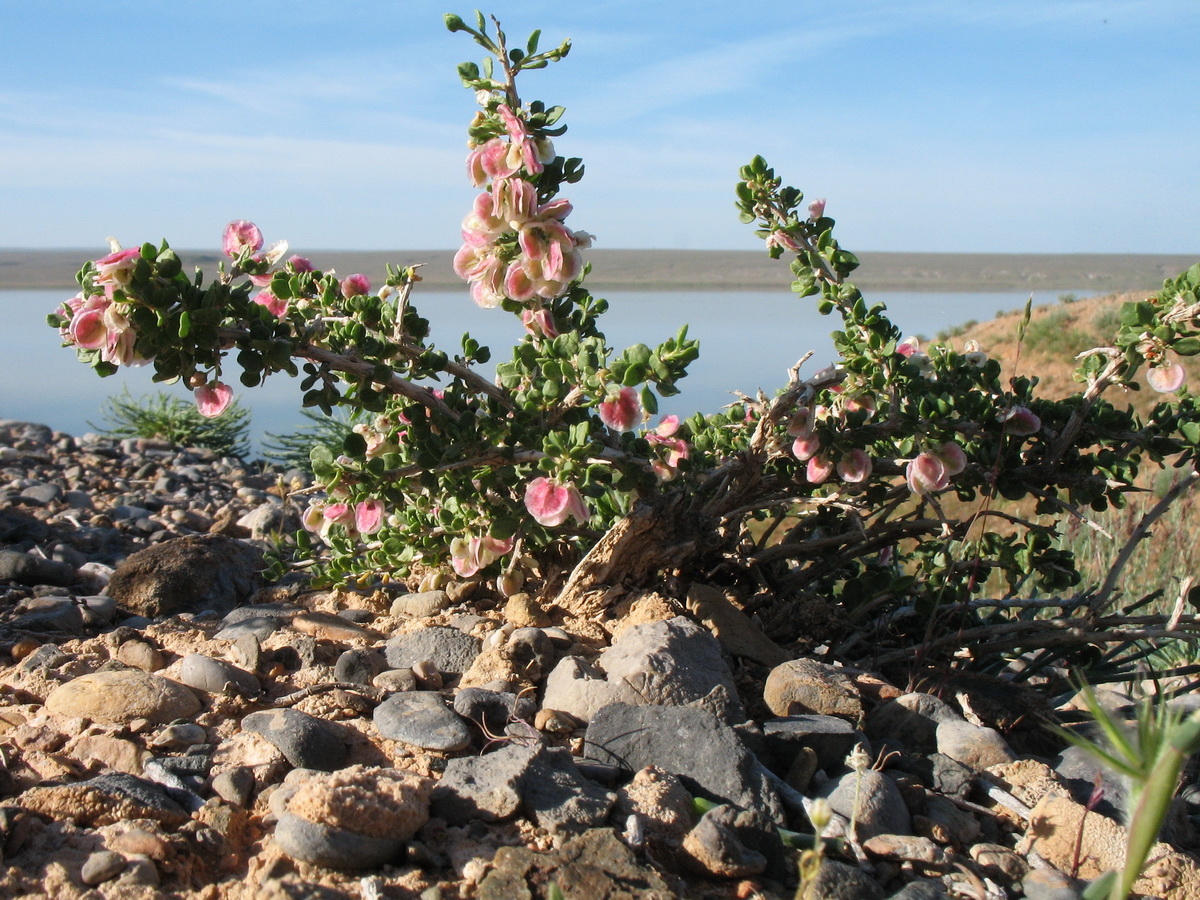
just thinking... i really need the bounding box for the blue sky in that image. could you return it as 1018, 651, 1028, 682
2, 1, 1197, 254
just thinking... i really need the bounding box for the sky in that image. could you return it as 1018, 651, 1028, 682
2, 1, 1198, 256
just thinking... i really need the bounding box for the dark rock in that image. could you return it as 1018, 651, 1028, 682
889, 880, 951, 899
520, 745, 617, 834
18, 483, 62, 507
373, 691, 472, 752
214, 604, 296, 641
865, 692, 960, 755
584, 703, 786, 825
453, 687, 536, 739
0, 508, 49, 543
432, 741, 534, 823
0, 550, 78, 587
384, 626, 481, 674
11, 597, 84, 633
1053, 744, 1128, 821
333, 648, 387, 686
107, 534, 265, 618
241, 708, 349, 772
806, 859, 886, 900
682, 804, 770, 878
761, 714, 868, 774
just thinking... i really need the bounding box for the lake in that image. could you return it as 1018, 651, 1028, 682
9, 287, 1080, 455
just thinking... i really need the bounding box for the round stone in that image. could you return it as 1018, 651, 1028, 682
81, 850, 126, 886
178, 653, 261, 696
45, 670, 200, 725
373, 692, 472, 751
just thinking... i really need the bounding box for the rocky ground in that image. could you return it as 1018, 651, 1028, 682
2, 417, 1200, 900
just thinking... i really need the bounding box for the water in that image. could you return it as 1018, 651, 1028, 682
8, 287, 1078, 455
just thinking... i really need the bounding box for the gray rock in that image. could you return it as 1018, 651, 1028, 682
390, 590, 451, 618
1053, 744, 1128, 821
274, 812, 404, 870
935, 719, 1016, 771
236, 503, 297, 541
454, 687, 536, 738
82, 594, 117, 622
215, 604, 296, 641
584, 703, 786, 825
373, 691, 472, 752
107, 534, 265, 618
762, 715, 868, 774
19, 483, 62, 506
333, 648, 387, 686
1021, 867, 1083, 900
0, 550, 78, 587
210, 767, 255, 807
818, 769, 912, 840
895, 752, 975, 798
520, 745, 617, 834
81, 850, 127, 885
384, 626, 481, 674
179, 653, 261, 696
682, 804, 768, 878
373, 668, 417, 692
241, 709, 349, 772
432, 741, 534, 823
63, 490, 94, 510
115, 857, 160, 887
505, 627, 557, 681
12, 597, 84, 633
865, 692, 961, 754
543, 616, 744, 724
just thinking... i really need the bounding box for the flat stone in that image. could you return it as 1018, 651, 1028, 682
384, 626, 481, 674
865, 692, 961, 754
761, 714, 867, 774
45, 669, 200, 725
241, 708, 349, 772
806, 859, 886, 900
584, 703, 785, 825
432, 742, 534, 824
373, 691, 471, 752
817, 769, 912, 840
291, 611, 381, 641
215, 604, 296, 641
18, 773, 190, 827
0, 549, 77, 587
333, 648, 387, 685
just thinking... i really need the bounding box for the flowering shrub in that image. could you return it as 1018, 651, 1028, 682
50, 12, 1200, 661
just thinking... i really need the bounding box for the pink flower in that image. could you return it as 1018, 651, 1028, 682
340, 274, 370, 297
896, 337, 921, 358
600, 386, 641, 432
498, 104, 543, 175
1148, 362, 1186, 393
93, 247, 141, 287
806, 455, 834, 484
223, 221, 263, 258
934, 441, 967, 477
837, 449, 873, 483
792, 435, 821, 461
287, 255, 314, 273
766, 230, 801, 252
449, 533, 514, 577
524, 477, 589, 527
194, 381, 234, 418
906, 452, 948, 495
1001, 406, 1041, 437
808, 198, 827, 219
521, 307, 559, 339
646, 416, 689, 478
253, 290, 288, 318
354, 499, 385, 535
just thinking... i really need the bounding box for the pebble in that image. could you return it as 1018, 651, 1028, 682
373, 668, 418, 692
178, 653, 261, 696
334, 648, 388, 685
81, 850, 127, 885
115, 639, 165, 671
292, 610, 381, 642
762, 657, 863, 719
373, 692, 472, 751
935, 719, 1017, 770
210, 766, 256, 807
390, 589, 451, 618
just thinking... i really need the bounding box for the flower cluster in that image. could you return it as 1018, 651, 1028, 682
453, 103, 591, 312
450, 533, 514, 577
302, 497, 387, 541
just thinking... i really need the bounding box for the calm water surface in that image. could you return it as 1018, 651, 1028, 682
7, 287, 1078, 454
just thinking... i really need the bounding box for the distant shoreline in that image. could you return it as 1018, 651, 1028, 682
2, 248, 1194, 294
